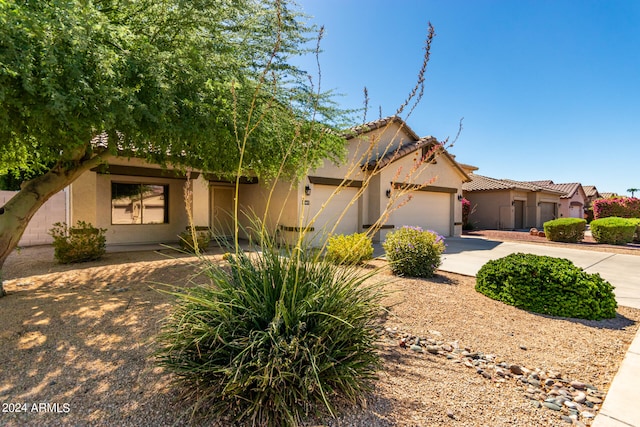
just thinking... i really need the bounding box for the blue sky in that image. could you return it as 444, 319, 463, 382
294, 0, 640, 196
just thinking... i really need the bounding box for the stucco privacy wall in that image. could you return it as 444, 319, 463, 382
1, 190, 66, 246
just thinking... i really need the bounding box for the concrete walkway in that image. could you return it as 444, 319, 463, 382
437, 236, 640, 427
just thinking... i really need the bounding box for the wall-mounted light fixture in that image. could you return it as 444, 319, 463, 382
385, 189, 392, 198
511, 200, 515, 206
304, 185, 311, 196
457, 194, 463, 201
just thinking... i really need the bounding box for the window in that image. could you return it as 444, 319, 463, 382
111, 183, 169, 225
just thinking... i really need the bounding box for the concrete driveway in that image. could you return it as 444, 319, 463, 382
440, 236, 640, 309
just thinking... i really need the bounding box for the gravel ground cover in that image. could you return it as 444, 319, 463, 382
0, 245, 638, 426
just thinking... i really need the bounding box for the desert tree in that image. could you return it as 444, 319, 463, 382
0, 0, 347, 296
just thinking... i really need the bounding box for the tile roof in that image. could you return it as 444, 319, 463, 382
349, 116, 470, 182
363, 136, 438, 170
583, 185, 599, 198
600, 192, 619, 198
463, 174, 565, 193
547, 182, 582, 199
525, 181, 583, 199
528, 180, 554, 186
345, 116, 420, 141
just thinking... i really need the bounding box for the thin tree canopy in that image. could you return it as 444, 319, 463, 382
0, 0, 346, 180
0, 0, 349, 295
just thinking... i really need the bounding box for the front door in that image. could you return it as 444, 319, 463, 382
211, 187, 234, 240
514, 200, 525, 229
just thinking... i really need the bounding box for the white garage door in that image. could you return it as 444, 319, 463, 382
307, 185, 359, 238
389, 191, 451, 237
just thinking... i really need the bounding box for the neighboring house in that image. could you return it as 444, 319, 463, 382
600, 192, 619, 199
527, 181, 588, 219
584, 185, 601, 205
68, 116, 469, 246
462, 174, 564, 229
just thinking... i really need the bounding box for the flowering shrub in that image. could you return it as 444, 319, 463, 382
383, 226, 445, 278
593, 197, 640, 219
461, 197, 473, 230
326, 232, 374, 265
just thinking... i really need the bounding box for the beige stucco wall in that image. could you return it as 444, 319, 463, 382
237, 180, 299, 242
464, 190, 563, 229
70, 158, 190, 245
464, 191, 512, 229
191, 176, 210, 227
309, 121, 410, 180
558, 189, 586, 219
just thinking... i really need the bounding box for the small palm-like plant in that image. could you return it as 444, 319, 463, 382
155, 232, 384, 426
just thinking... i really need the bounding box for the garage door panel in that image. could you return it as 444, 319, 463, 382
389, 192, 451, 237
307, 185, 359, 237
540, 202, 556, 224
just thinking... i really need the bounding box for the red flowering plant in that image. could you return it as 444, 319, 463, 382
593, 197, 640, 219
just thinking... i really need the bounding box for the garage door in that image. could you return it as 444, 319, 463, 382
540, 202, 556, 224
389, 191, 451, 237
307, 185, 359, 238
569, 203, 583, 218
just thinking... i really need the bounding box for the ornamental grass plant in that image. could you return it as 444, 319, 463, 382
155, 230, 384, 426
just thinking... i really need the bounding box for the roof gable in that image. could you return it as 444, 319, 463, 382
348, 117, 469, 182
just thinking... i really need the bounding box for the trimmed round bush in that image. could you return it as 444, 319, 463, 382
590, 217, 637, 245
383, 226, 445, 278
543, 218, 586, 243
476, 253, 617, 320
155, 239, 383, 426
325, 232, 374, 265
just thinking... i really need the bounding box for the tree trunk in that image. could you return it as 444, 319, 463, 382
0, 149, 110, 297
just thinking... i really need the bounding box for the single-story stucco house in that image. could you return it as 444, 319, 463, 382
525, 181, 588, 219
462, 173, 564, 230
67, 116, 470, 246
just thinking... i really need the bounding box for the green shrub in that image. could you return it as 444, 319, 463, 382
476, 253, 617, 320
629, 218, 640, 243
325, 232, 373, 265
590, 217, 637, 245
49, 221, 106, 264
155, 235, 383, 426
383, 226, 445, 278
543, 218, 586, 243
179, 226, 211, 252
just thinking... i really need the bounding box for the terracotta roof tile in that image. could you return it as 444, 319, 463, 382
583, 185, 599, 198
363, 137, 439, 170
345, 116, 420, 141
463, 175, 565, 193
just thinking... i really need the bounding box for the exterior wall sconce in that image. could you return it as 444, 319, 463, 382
511, 200, 515, 206
385, 189, 392, 198
304, 185, 311, 196
457, 194, 463, 201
